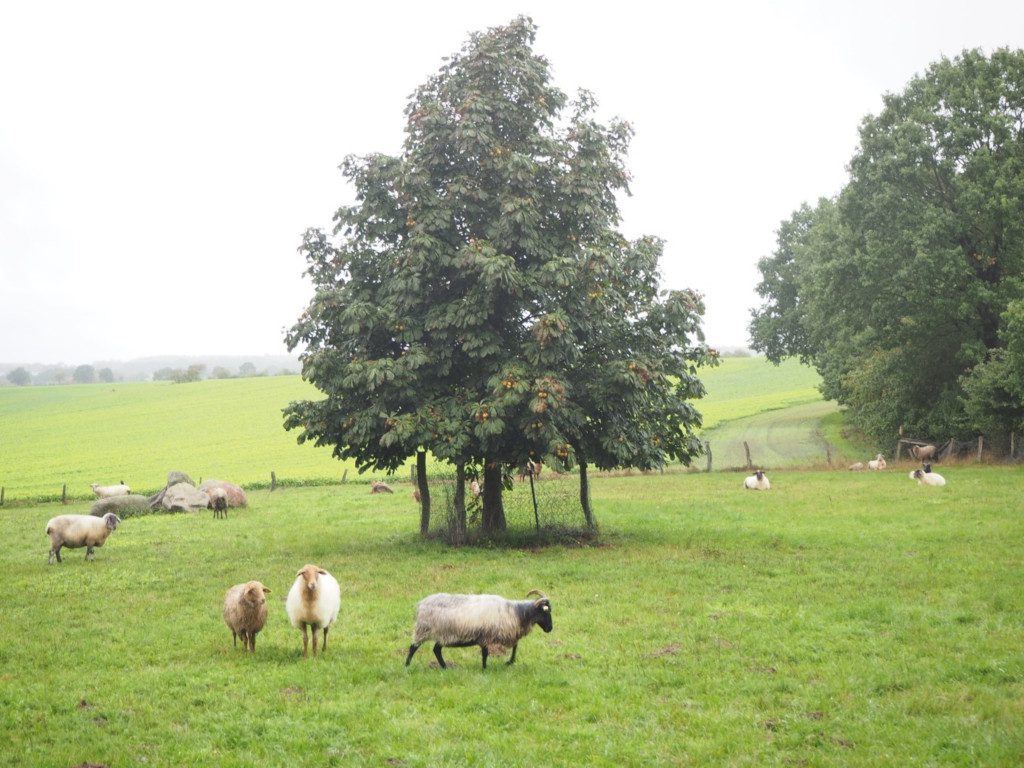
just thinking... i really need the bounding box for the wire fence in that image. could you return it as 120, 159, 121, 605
424, 471, 594, 545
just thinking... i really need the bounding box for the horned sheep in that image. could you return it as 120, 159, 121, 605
405, 590, 553, 670
45, 513, 121, 564
285, 564, 341, 657
743, 470, 771, 490
223, 581, 271, 652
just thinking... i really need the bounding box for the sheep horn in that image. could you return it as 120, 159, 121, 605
526, 589, 547, 600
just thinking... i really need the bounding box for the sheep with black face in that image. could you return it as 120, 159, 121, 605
405, 590, 552, 670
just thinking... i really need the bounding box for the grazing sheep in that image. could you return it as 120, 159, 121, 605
911, 469, 946, 487
405, 590, 553, 670
743, 470, 771, 490
45, 513, 121, 564
912, 444, 938, 462
90, 481, 130, 498
370, 480, 393, 494
285, 564, 341, 657
868, 454, 887, 470
208, 487, 229, 519
848, 462, 865, 471
517, 459, 542, 482
223, 581, 271, 652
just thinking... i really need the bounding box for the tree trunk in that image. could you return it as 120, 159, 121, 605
452, 462, 467, 544
579, 459, 594, 529
416, 451, 431, 537
481, 461, 506, 536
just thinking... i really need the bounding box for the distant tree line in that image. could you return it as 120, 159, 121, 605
3, 361, 297, 386
750, 48, 1024, 452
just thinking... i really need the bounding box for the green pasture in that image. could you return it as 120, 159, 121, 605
2, 468, 1022, 766
1, 358, 840, 503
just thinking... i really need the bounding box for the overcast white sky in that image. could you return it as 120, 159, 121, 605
2, 1, 1023, 365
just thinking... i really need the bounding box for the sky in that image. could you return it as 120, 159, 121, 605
2, 1, 1023, 365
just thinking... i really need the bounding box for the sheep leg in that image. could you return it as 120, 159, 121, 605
49, 546, 60, 564
432, 643, 448, 669
86, 545, 95, 561
480, 643, 489, 669
311, 623, 320, 656
405, 642, 422, 666
321, 626, 329, 654
232, 631, 237, 648
301, 624, 309, 657
249, 632, 257, 653
507, 643, 518, 665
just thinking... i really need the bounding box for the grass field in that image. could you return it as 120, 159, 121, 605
2, 468, 1022, 766
1, 358, 838, 502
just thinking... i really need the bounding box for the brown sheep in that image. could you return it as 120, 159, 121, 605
223, 581, 271, 652
911, 444, 938, 462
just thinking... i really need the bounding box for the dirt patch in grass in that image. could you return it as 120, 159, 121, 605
651, 643, 682, 657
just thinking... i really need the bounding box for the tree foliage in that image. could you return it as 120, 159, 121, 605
6, 367, 31, 386
750, 48, 1024, 445
285, 17, 711, 533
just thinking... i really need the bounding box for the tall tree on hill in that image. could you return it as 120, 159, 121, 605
285, 17, 711, 535
750, 48, 1024, 445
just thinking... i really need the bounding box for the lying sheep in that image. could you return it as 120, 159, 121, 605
286, 564, 341, 657
208, 487, 229, 519
743, 470, 770, 490
911, 469, 946, 487
45, 513, 121, 564
848, 462, 865, 471
370, 480, 393, 494
223, 580, 271, 652
91, 481, 130, 498
405, 590, 553, 670
868, 454, 887, 470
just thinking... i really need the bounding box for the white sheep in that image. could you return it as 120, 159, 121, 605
469, 479, 482, 497
911, 469, 946, 487
405, 590, 552, 669
45, 513, 121, 564
743, 470, 771, 490
868, 454, 887, 470
285, 564, 341, 657
91, 481, 130, 498
223, 580, 271, 652
848, 462, 865, 471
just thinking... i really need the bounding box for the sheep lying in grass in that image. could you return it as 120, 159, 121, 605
286, 564, 341, 657
91, 481, 130, 498
45, 513, 121, 564
223, 581, 271, 652
743, 470, 771, 490
911, 469, 946, 487
405, 590, 553, 670
370, 481, 393, 494
868, 454, 887, 470
848, 462, 865, 471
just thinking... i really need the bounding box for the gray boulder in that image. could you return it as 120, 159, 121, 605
161, 482, 210, 512
91, 494, 151, 518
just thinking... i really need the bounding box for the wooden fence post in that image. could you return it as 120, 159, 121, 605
341, 469, 348, 484
0, 487, 4, 506
62, 484, 67, 504
705, 441, 712, 473
270, 471, 277, 492
826, 444, 833, 466
977, 435, 984, 463
743, 441, 753, 470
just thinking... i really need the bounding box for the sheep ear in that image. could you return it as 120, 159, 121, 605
262, 587, 271, 594
295, 569, 304, 577
317, 569, 327, 575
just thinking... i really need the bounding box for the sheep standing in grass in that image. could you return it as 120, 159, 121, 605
91, 481, 130, 498
286, 564, 341, 657
911, 469, 946, 487
208, 487, 229, 519
405, 590, 553, 670
223, 581, 271, 652
743, 470, 771, 490
868, 454, 887, 470
912, 444, 938, 462
45, 513, 121, 564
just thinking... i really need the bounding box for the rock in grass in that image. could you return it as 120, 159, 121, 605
90, 494, 151, 518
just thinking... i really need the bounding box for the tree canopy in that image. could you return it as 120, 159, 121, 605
750, 48, 1024, 447
285, 17, 711, 533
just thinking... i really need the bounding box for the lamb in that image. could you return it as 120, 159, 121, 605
370, 480, 393, 494
285, 564, 341, 657
90, 481, 130, 498
45, 513, 121, 564
911, 469, 946, 487
405, 590, 553, 670
743, 470, 771, 490
223, 580, 271, 652
912, 444, 938, 462
208, 487, 229, 519
868, 454, 887, 470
